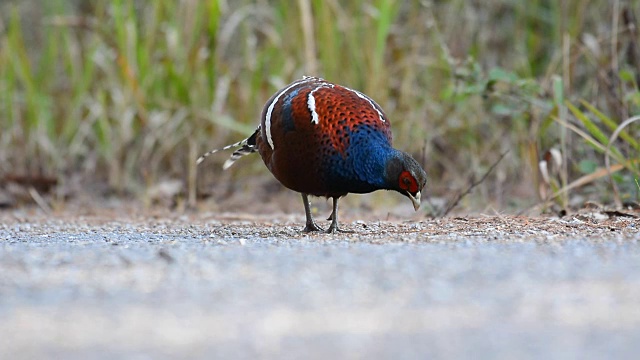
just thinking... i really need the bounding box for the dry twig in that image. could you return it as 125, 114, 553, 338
441, 151, 509, 216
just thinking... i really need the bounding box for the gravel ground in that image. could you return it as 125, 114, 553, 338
1, 207, 639, 359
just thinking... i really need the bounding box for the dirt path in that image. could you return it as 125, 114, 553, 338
1, 208, 639, 359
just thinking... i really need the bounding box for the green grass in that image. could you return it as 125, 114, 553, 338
1, 0, 638, 212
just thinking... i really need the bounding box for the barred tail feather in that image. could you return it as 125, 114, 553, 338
196, 127, 260, 169
196, 140, 243, 164
222, 145, 256, 170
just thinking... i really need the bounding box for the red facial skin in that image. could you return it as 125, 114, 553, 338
399, 170, 419, 194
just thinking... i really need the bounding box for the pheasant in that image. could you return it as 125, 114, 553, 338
198, 76, 427, 233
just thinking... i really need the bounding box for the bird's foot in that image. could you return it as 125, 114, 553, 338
326, 222, 354, 234
303, 221, 325, 232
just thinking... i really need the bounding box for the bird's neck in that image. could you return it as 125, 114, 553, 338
329, 127, 399, 191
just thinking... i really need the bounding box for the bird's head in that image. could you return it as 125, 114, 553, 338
385, 152, 427, 210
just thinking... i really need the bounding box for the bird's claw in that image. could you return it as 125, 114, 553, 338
303, 222, 324, 232
326, 222, 354, 234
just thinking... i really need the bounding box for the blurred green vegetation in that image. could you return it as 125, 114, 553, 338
0, 0, 638, 212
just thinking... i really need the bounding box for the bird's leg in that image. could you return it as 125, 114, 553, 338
326, 196, 354, 233
301, 193, 324, 232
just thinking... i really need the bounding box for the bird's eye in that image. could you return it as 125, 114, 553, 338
399, 171, 418, 192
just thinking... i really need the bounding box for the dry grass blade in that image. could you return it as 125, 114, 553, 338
298, 0, 317, 75
28, 187, 52, 215
524, 163, 626, 215
552, 163, 625, 199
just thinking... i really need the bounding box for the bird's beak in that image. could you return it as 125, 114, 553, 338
408, 191, 421, 211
